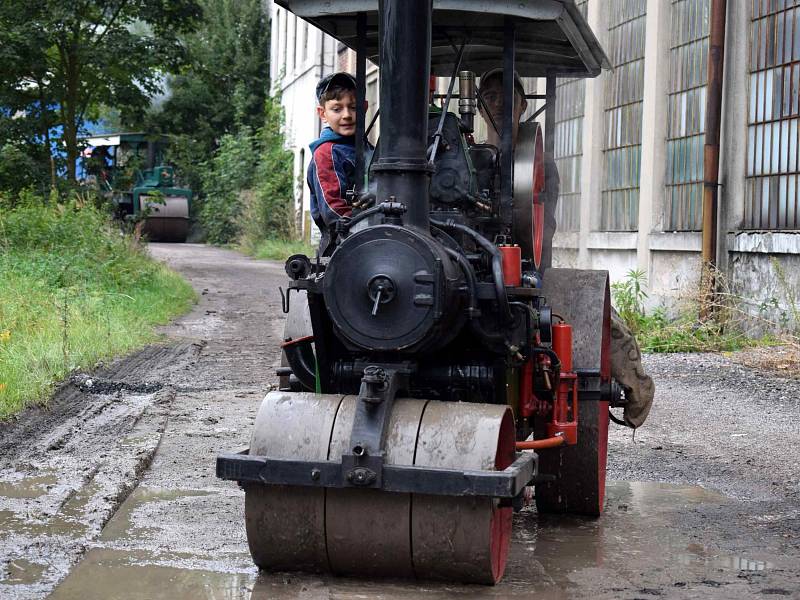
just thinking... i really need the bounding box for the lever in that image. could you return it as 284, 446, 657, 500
371, 287, 383, 316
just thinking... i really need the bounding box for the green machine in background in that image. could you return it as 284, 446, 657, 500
82, 132, 192, 242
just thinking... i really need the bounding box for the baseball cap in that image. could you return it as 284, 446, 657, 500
315, 72, 357, 103
479, 68, 526, 97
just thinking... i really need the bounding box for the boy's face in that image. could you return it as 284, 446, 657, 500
317, 90, 357, 136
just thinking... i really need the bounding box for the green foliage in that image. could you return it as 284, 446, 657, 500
146, 0, 271, 188
0, 141, 52, 197
240, 98, 296, 245
242, 238, 315, 262
199, 97, 295, 246
611, 269, 648, 334
199, 127, 260, 244
0, 195, 195, 417
0, 0, 202, 183
611, 269, 782, 353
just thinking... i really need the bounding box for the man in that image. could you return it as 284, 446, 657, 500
478, 68, 560, 272
478, 69, 654, 428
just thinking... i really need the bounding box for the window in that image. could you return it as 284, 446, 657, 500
665, 0, 710, 231
291, 15, 297, 73
745, 1, 800, 230
602, 0, 647, 231
281, 10, 288, 75
554, 0, 589, 232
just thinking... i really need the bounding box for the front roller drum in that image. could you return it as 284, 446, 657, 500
141, 196, 190, 242
244, 392, 515, 584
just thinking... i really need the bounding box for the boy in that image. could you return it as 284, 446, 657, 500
307, 72, 362, 253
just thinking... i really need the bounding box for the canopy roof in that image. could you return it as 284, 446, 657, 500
81, 132, 168, 147
275, 0, 610, 78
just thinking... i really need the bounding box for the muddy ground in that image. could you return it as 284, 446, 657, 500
1, 243, 799, 600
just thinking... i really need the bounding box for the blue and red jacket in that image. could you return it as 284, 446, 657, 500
307, 127, 356, 232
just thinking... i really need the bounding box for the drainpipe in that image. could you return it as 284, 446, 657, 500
701, 0, 728, 317
317, 32, 326, 138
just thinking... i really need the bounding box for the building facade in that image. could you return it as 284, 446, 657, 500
271, 0, 800, 333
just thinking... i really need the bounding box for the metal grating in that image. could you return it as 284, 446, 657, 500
554, 0, 589, 232
665, 0, 710, 231
745, 1, 800, 230
602, 0, 647, 231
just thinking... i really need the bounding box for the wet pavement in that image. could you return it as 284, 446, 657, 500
44, 481, 800, 599
1, 244, 799, 599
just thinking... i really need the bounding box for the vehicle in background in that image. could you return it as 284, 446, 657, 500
82, 132, 191, 242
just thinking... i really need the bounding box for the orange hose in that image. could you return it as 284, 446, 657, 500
516, 436, 565, 450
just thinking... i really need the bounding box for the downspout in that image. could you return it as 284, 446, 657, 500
701, 0, 728, 318
317, 32, 326, 138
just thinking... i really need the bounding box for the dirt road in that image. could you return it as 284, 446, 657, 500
1, 243, 799, 599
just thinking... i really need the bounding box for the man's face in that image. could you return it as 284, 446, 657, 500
317, 90, 357, 136
479, 77, 527, 142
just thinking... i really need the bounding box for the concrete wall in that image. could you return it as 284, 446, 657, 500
549, 0, 800, 335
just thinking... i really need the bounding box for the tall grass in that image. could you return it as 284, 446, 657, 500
0, 196, 195, 418
240, 236, 315, 261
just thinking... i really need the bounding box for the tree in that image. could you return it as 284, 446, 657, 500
0, 0, 201, 183
148, 0, 270, 157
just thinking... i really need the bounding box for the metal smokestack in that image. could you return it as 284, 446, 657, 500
373, 0, 433, 230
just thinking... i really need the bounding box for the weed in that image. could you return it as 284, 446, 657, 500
611, 269, 648, 334
611, 268, 795, 353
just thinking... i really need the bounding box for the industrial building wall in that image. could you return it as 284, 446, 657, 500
550, 0, 800, 334
268, 1, 336, 244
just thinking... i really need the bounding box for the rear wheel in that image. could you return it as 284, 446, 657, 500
534, 397, 609, 516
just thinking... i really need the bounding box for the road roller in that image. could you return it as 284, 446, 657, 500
217, 0, 621, 584
81, 132, 192, 242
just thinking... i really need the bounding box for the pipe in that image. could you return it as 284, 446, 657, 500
444, 246, 508, 345
430, 218, 513, 324
516, 436, 565, 451
372, 0, 433, 230
355, 12, 367, 193
701, 0, 728, 318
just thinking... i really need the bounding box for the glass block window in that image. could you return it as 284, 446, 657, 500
602, 0, 647, 231
554, 0, 589, 232
665, 0, 710, 231
745, 1, 800, 230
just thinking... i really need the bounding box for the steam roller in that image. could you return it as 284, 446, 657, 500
218, 0, 621, 585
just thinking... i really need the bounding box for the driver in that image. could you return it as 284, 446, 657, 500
478, 68, 654, 428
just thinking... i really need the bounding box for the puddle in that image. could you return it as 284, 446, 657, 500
506, 481, 779, 587
99, 486, 214, 542
0, 473, 58, 499
49, 549, 255, 600
46, 482, 798, 599
2, 559, 47, 585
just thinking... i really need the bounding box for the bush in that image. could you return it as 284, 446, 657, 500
198, 97, 295, 247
